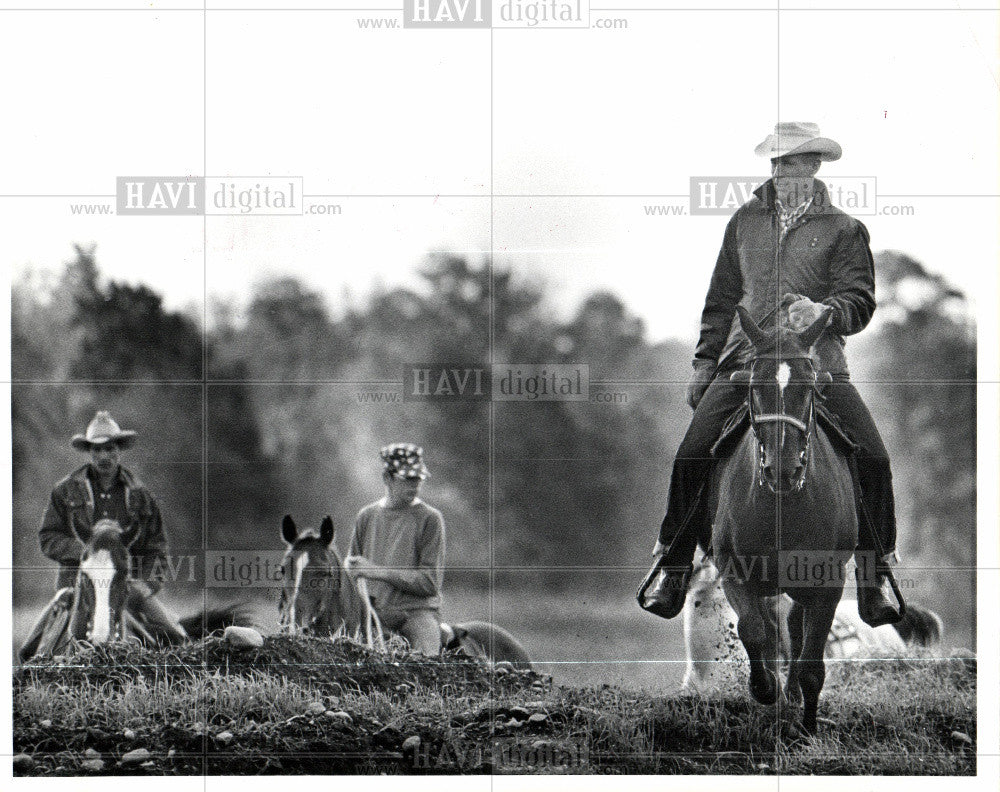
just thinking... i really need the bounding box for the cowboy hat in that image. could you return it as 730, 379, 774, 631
71, 411, 138, 451
754, 122, 842, 162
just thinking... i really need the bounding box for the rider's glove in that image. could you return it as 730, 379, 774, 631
783, 293, 829, 332
686, 360, 716, 410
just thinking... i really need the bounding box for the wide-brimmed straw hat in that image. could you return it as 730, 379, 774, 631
380, 442, 430, 480
754, 122, 842, 162
71, 411, 138, 451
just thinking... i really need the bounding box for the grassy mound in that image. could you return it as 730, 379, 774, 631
17, 634, 539, 698
13, 638, 976, 776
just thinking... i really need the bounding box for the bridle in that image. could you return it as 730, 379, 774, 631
279, 546, 341, 634
745, 355, 819, 493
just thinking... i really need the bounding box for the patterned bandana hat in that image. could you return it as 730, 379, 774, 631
774, 193, 815, 240
380, 442, 430, 480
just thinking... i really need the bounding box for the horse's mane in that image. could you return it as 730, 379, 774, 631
86, 520, 132, 566
749, 322, 819, 363
325, 543, 366, 632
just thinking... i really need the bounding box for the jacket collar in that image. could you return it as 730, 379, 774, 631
86, 464, 128, 490
754, 178, 832, 215
69, 463, 142, 512
72, 462, 141, 487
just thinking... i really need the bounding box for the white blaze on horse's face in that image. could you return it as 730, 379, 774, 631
80, 549, 116, 643
776, 362, 791, 399
290, 550, 309, 629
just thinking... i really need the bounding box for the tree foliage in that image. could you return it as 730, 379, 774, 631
12, 247, 976, 644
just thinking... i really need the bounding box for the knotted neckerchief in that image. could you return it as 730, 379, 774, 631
774, 193, 815, 241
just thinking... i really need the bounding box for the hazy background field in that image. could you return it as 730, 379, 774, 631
11, 245, 976, 675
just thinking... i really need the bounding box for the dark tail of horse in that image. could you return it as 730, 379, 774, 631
891, 603, 943, 647
179, 604, 256, 640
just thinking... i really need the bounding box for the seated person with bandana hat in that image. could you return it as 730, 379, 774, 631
345, 443, 445, 655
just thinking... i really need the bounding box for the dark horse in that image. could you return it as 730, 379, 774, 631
278, 515, 532, 668
712, 305, 855, 734
19, 518, 249, 661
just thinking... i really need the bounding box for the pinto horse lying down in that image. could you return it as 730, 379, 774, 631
681, 557, 943, 693
278, 515, 532, 669
19, 519, 251, 662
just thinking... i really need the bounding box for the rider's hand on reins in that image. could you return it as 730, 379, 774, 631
783, 293, 830, 333
344, 555, 375, 579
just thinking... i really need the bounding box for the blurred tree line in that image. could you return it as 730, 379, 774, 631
11, 246, 976, 643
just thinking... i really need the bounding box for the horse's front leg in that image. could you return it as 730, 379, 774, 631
722, 580, 778, 705
798, 598, 839, 734
785, 600, 805, 707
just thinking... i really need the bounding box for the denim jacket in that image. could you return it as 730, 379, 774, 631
39, 464, 169, 592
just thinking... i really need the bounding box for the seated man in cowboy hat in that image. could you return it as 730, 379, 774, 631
638, 122, 904, 628
20, 411, 187, 658
345, 443, 445, 655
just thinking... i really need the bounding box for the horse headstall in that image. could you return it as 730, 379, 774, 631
728, 358, 829, 493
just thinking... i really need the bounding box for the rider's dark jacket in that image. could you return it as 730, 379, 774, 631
39, 464, 169, 592
694, 179, 876, 377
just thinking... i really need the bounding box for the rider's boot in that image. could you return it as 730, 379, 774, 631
638, 553, 693, 619
850, 453, 905, 628
857, 550, 905, 628
638, 525, 700, 619
639, 460, 711, 619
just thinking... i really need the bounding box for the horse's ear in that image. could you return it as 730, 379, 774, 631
281, 515, 298, 545
729, 369, 751, 383
319, 516, 334, 546
797, 306, 834, 349
736, 305, 769, 349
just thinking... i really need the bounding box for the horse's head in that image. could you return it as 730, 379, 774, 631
70, 518, 137, 644
732, 304, 834, 495
278, 515, 340, 634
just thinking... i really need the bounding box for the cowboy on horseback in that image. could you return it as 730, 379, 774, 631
20, 411, 187, 659
638, 122, 905, 628
344, 443, 445, 655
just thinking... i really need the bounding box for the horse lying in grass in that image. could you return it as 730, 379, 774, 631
277, 515, 532, 668
681, 556, 943, 693
19, 518, 251, 662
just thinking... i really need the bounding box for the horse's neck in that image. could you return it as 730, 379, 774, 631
330, 551, 367, 631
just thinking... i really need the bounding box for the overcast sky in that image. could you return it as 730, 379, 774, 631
3, 3, 997, 345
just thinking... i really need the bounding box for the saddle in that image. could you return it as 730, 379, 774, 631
710, 401, 856, 460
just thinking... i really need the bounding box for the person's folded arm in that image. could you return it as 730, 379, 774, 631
694, 213, 743, 367
821, 220, 876, 336
39, 493, 82, 565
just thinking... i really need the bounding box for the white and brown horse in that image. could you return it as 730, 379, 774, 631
278, 515, 532, 668
19, 518, 249, 661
